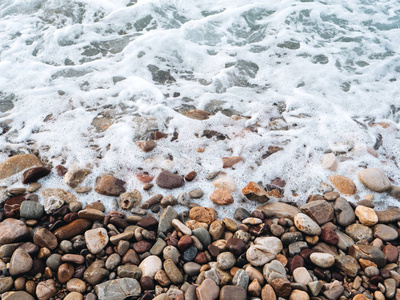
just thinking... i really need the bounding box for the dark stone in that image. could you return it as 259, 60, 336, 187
155, 170, 184, 189
177, 235, 192, 251
183, 246, 198, 262
109, 217, 128, 229
207, 244, 220, 258
137, 216, 158, 229
226, 238, 246, 256
133, 241, 152, 254
140, 276, 154, 291
4, 194, 26, 218
194, 252, 208, 264
55, 165, 68, 176
52, 205, 70, 217
281, 232, 303, 245
22, 167, 51, 184
19, 242, 40, 256
300, 200, 334, 225
63, 213, 79, 223
234, 208, 250, 221
300, 249, 316, 264
288, 255, 304, 274
27, 259, 45, 276
320, 227, 339, 245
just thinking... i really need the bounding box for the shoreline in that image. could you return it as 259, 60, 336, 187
0, 154, 400, 299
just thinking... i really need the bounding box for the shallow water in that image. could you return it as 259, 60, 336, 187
0, 0, 399, 213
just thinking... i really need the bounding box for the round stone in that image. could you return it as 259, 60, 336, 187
139, 256, 162, 279
217, 252, 236, 270
310, 253, 335, 268
355, 206, 378, 226
294, 213, 321, 236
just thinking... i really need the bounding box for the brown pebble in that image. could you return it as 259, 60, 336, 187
185, 171, 197, 182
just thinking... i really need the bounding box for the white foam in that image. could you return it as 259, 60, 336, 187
0, 0, 399, 215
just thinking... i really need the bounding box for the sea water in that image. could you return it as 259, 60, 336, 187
0, 0, 399, 213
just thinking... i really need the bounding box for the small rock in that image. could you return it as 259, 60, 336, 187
222, 156, 242, 168
35, 279, 57, 300
212, 176, 236, 192
164, 259, 183, 284
22, 167, 51, 184
334, 197, 355, 227
54, 219, 92, 240
42, 188, 76, 204
294, 213, 321, 236
33, 228, 58, 250
95, 175, 126, 196
156, 170, 184, 189
196, 278, 219, 300
85, 228, 109, 254
289, 290, 310, 300
374, 224, 398, 241
184, 109, 211, 120
189, 207, 216, 224
139, 255, 162, 279
136, 140, 157, 152
9, 248, 33, 276
43, 197, 64, 214
358, 168, 391, 192
293, 267, 312, 285
345, 223, 373, 242
257, 202, 300, 219
310, 253, 335, 268
242, 182, 269, 203
329, 175, 356, 195
189, 189, 204, 199
158, 206, 178, 233
263, 260, 286, 284
210, 188, 234, 205
349, 244, 387, 268
64, 168, 90, 188
20, 201, 44, 219
1, 291, 34, 300
270, 277, 291, 298
0, 218, 29, 244
220, 285, 246, 300
355, 205, 378, 226
300, 200, 334, 225
321, 153, 338, 171
57, 263, 74, 283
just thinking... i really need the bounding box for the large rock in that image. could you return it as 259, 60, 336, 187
300, 200, 334, 225
84, 260, 109, 286
345, 223, 373, 242
156, 170, 184, 189
376, 207, 400, 223
20, 201, 44, 219
2, 291, 35, 300
0, 218, 29, 244
95, 175, 126, 196
196, 278, 219, 300
85, 228, 109, 254
139, 255, 162, 279
9, 248, 33, 276
0, 154, 43, 180
374, 224, 399, 241
329, 175, 356, 195
36, 279, 57, 300
335, 255, 360, 277
95, 278, 141, 300
349, 244, 387, 268
247, 237, 282, 267
358, 168, 391, 192
33, 228, 58, 250
257, 202, 300, 220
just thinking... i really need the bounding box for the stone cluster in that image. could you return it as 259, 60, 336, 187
0, 154, 400, 300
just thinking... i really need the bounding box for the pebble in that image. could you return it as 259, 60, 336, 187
300, 200, 334, 225
220, 285, 246, 300
329, 175, 357, 195
156, 170, 185, 189
289, 289, 310, 300
94, 278, 141, 300
158, 206, 178, 233
189, 189, 204, 198
189, 207, 216, 224
35, 279, 57, 300
355, 205, 379, 226
9, 248, 33, 276
217, 252, 236, 270
263, 260, 286, 284
20, 201, 44, 219
212, 176, 237, 192
322, 153, 338, 171
210, 188, 234, 205
139, 255, 162, 279
163, 259, 184, 284
94, 175, 126, 196
294, 213, 321, 236
374, 224, 398, 241
196, 278, 219, 300
232, 269, 249, 290
334, 197, 355, 227
293, 267, 313, 285
345, 223, 373, 242
241, 181, 270, 203
358, 168, 391, 192
0, 218, 29, 244
310, 252, 335, 268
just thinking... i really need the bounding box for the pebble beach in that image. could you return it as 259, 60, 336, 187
0, 153, 400, 300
